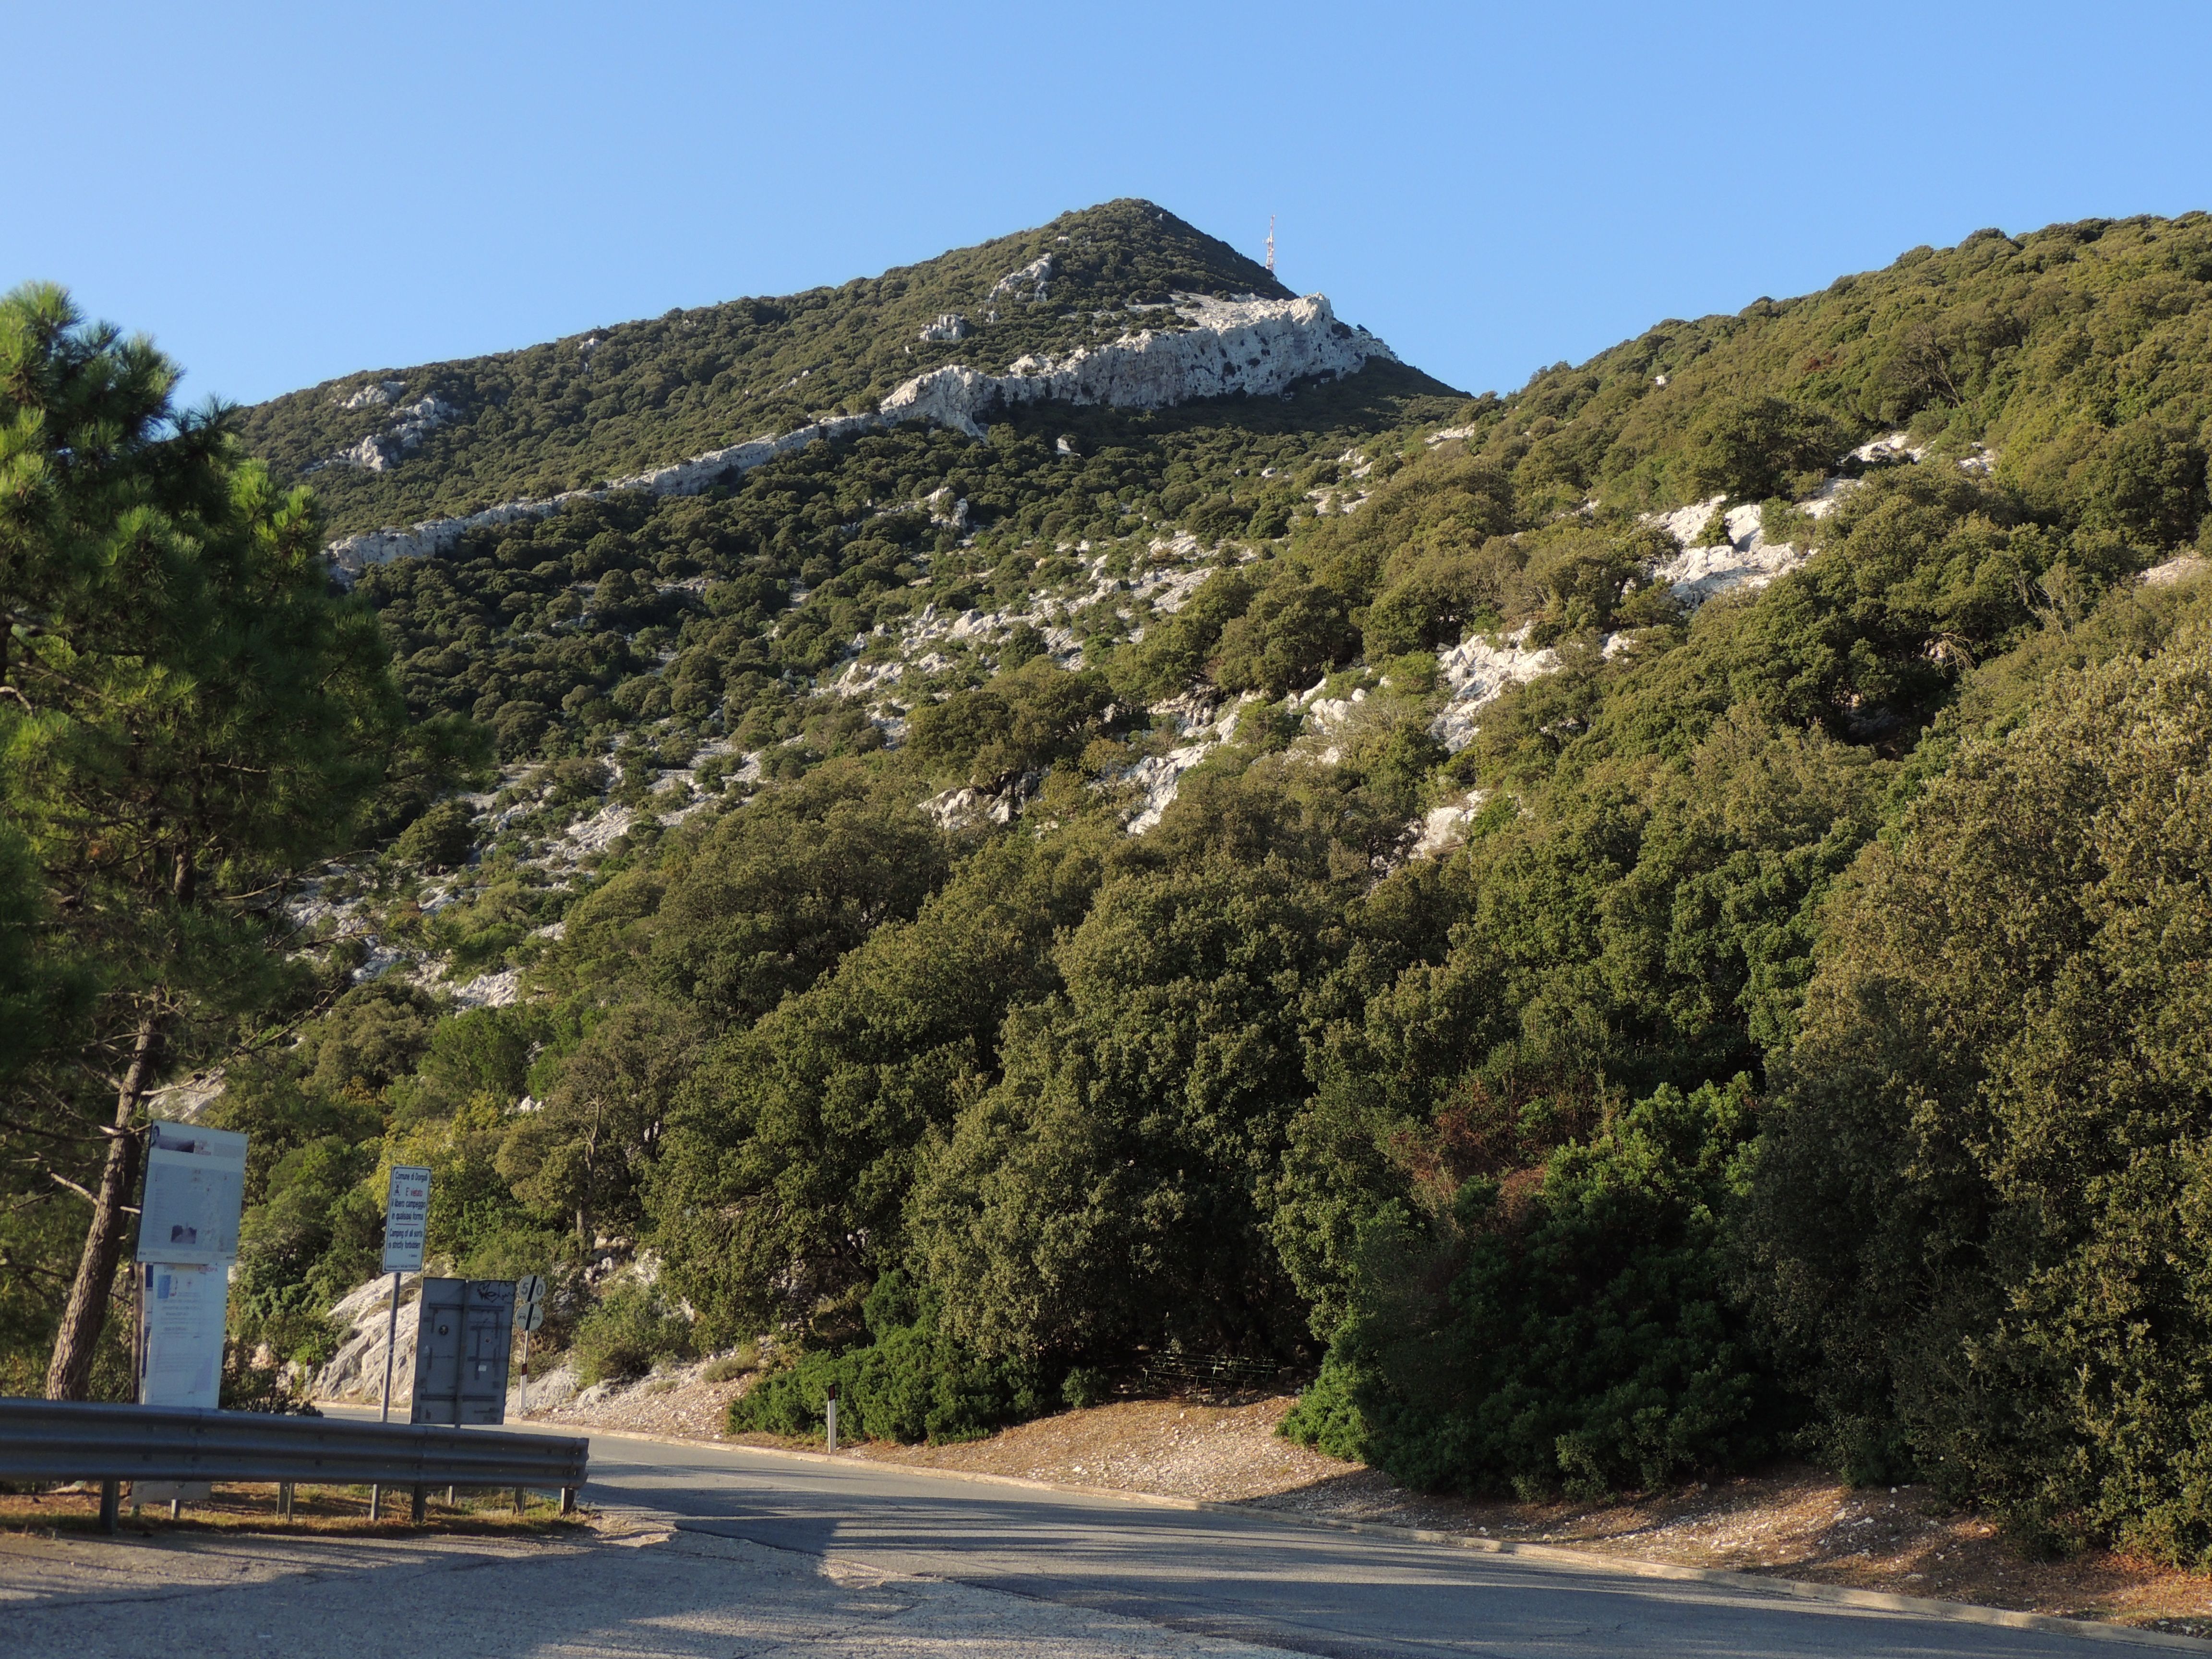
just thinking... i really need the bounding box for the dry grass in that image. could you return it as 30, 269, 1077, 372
0, 1484, 588, 1539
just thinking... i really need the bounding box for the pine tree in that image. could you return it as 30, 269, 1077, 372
0, 284, 407, 1398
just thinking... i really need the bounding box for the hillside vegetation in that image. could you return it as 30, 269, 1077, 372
11, 205, 2212, 1565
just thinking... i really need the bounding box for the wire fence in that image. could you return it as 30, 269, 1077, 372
1117, 1351, 1310, 1400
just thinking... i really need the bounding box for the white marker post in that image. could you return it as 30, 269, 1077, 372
372, 1167, 431, 1522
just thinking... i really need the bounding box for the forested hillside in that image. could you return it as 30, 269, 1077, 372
11, 204, 2212, 1564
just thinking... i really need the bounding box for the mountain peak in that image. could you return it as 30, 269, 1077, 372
237, 200, 1334, 538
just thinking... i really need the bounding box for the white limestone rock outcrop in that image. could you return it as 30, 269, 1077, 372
326, 293, 1393, 576
1410, 791, 1488, 859
312, 1276, 422, 1403
1431, 633, 1560, 753
918, 313, 969, 342
1652, 503, 1810, 607
318, 395, 459, 474
339, 379, 407, 410
989, 255, 1054, 301
879, 293, 1393, 441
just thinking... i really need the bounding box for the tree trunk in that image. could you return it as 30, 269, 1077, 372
44, 1019, 162, 1401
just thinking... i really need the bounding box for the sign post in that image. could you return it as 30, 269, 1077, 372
371, 1166, 431, 1522
514, 1274, 546, 1417
377, 1166, 432, 1424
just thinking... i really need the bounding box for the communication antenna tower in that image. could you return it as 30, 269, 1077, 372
1265, 215, 1276, 279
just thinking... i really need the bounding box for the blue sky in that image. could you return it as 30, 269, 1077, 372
12, 1, 2210, 408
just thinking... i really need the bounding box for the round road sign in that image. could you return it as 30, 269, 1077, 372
515, 1273, 547, 1333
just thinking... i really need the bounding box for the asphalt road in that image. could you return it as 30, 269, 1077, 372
567, 1427, 2183, 1659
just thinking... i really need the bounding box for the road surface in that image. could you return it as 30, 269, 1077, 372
5, 1409, 2188, 1658
572, 1426, 2186, 1657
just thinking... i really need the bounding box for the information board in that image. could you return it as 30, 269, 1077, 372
136, 1123, 248, 1266
139, 1262, 226, 1408
382, 1166, 433, 1273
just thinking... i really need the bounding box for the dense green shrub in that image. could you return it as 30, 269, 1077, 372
571, 1280, 696, 1384
393, 799, 478, 869
1286, 1078, 1778, 1499
1747, 614, 2212, 1558
728, 1274, 1045, 1443
906, 659, 1117, 788
914, 854, 1340, 1368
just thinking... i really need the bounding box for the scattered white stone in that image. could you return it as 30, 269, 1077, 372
2143, 553, 2208, 588
316, 395, 460, 474
312, 1276, 422, 1402
1656, 538, 1806, 607
1641, 499, 1810, 610
920, 785, 994, 830
1801, 474, 1863, 519
917, 313, 969, 342
448, 966, 522, 1009
144, 1068, 228, 1121
353, 941, 408, 984
1850, 431, 1925, 465
338, 379, 406, 409
1650, 494, 1727, 549
1303, 685, 1367, 733
1410, 791, 1488, 859
1116, 695, 1256, 833
925, 486, 970, 529
988, 254, 1055, 301
536, 801, 635, 864
1431, 632, 1559, 753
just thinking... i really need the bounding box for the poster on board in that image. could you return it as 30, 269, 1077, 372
139, 1262, 227, 1409
136, 1123, 248, 1266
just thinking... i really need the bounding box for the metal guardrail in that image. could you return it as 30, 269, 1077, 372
0, 1399, 588, 1530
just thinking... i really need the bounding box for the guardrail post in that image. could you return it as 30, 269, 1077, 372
512, 1486, 524, 1515
278, 1481, 294, 1521
368, 1483, 382, 1521
560, 1486, 576, 1515
98, 1479, 118, 1534
410, 1484, 425, 1523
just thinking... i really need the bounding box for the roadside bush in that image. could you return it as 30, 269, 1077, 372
1286, 1078, 1781, 1500
219, 1347, 321, 1415
727, 1274, 1045, 1444
1747, 625, 2212, 1560
570, 1281, 695, 1384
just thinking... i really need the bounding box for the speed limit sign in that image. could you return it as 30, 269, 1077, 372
514, 1274, 547, 1333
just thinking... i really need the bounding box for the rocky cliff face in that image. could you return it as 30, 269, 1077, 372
325, 293, 1393, 576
